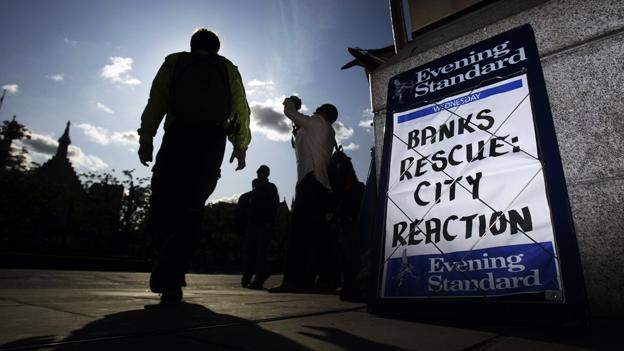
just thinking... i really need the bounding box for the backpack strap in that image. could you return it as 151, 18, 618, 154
334, 139, 342, 153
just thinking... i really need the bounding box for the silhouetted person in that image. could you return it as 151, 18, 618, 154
236, 178, 255, 287
270, 96, 337, 292
138, 28, 251, 302
242, 165, 279, 289
235, 182, 254, 238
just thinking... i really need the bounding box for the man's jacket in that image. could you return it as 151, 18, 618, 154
249, 181, 279, 225
138, 50, 251, 150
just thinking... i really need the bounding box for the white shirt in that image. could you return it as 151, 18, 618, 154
284, 104, 335, 190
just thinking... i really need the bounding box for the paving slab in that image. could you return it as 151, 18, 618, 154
0, 305, 93, 346
8, 334, 235, 351
184, 310, 498, 351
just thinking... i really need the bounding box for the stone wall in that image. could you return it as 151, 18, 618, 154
369, 0, 624, 317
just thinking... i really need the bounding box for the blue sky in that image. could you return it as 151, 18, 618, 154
0, 0, 392, 203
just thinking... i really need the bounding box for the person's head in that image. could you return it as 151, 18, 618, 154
257, 165, 270, 181
314, 104, 338, 124
190, 28, 220, 53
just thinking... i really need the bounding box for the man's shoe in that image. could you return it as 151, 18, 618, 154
160, 288, 183, 303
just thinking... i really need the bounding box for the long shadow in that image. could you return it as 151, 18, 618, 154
0, 303, 310, 350
0, 303, 411, 351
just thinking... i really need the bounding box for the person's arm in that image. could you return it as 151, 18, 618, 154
137, 55, 176, 166
283, 99, 314, 128
138, 56, 176, 143
225, 61, 251, 170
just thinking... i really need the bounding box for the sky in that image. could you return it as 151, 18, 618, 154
0, 0, 393, 204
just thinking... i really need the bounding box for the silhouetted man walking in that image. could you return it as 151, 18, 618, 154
241, 165, 279, 290
138, 28, 250, 302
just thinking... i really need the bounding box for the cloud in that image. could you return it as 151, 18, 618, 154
64, 37, 77, 46
209, 193, 242, 204
248, 80, 275, 87
68, 145, 109, 171
111, 130, 139, 146
333, 121, 354, 143
333, 121, 359, 150
2, 84, 19, 94
250, 96, 293, 142
358, 108, 374, 132
45, 73, 64, 82
246, 79, 277, 98
77, 123, 110, 145
21, 133, 58, 155
96, 102, 114, 114
76, 123, 139, 147
19, 132, 108, 171
101, 57, 141, 85
358, 119, 373, 129
342, 142, 360, 151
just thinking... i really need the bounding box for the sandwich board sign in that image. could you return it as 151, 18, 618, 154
370, 25, 587, 322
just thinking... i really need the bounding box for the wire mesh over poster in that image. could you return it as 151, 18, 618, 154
382, 73, 562, 299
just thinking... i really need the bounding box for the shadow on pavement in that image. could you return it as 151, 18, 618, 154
0, 303, 309, 350
0, 303, 409, 351
300, 326, 408, 351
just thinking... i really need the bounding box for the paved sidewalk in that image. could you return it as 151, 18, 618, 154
0, 270, 616, 350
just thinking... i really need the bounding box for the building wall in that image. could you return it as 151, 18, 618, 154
369, 0, 624, 317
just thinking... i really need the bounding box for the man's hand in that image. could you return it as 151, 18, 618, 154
138, 142, 153, 166
283, 97, 296, 110
229, 148, 246, 171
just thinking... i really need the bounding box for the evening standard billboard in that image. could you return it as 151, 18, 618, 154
382, 74, 561, 298
373, 25, 586, 314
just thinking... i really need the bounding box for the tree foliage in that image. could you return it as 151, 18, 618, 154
0, 116, 32, 172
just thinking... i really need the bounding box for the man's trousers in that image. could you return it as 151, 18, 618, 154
148, 124, 226, 291
282, 173, 331, 286
242, 221, 273, 287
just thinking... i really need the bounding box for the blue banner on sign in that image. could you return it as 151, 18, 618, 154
397, 79, 524, 124
384, 242, 559, 297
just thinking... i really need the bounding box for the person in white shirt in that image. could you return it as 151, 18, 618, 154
269, 96, 338, 293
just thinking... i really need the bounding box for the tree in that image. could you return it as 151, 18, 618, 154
0, 116, 31, 172
118, 169, 151, 236
79, 169, 120, 189
79, 169, 151, 258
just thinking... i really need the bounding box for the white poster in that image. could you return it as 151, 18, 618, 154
382, 74, 562, 298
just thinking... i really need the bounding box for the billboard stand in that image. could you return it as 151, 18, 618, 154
368, 25, 588, 325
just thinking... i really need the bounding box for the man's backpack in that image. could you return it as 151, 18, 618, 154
328, 145, 359, 197
169, 52, 231, 126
